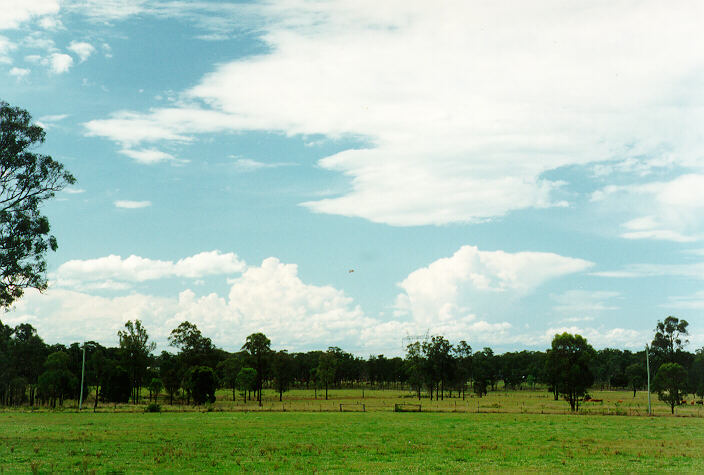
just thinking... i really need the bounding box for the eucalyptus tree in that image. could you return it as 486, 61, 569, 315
0, 101, 75, 308
317, 350, 338, 400
118, 320, 155, 404
545, 333, 595, 411
652, 316, 689, 367
242, 333, 271, 406
653, 362, 688, 414
271, 350, 294, 402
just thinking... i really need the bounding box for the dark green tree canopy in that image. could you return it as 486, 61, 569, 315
545, 332, 595, 411
0, 101, 75, 307
652, 316, 689, 364
652, 362, 688, 414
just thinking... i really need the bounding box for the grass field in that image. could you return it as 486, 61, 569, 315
66, 386, 704, 417
2, 411, 704, 472
3, 388, 703, 471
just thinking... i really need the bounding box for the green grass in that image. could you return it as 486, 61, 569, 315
1, 411, 704, 472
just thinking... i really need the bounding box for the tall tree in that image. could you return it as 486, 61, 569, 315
689, 348, 704, 400
316, 350, 338, 400
217, 356, 243, 402
404, 342, 425, 400
472, 348, 495, 398
652, 362, 688, 414
0, 101, 75, 308
242, 333, 271, 406
651, 316, 689, 366
545, 333, 595, 411
271, 350, 294, 402
235, 367, 257, 402
168, 321, 216, 368
158, 351, 182, 405
423, 336, 453, 400
10, 323, 46, 406
118, 320, 155, 404
625, 363, 646, 398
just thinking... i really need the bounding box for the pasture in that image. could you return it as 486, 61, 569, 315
1, 411, 704, 472
83, 387, 704, 417
2, 388, 704, 471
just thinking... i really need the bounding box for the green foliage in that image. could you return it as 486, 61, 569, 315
235, 367, 257, 402
101, 364, 131, 403
472, 348, 495, 398
651, 316, 689, 366
188, 366, 217, 405
652, 362, 688, 414
545, 333, 595, 411
316, 350, 338, 400
37, 351, 77, 407
118, 320, 155, 404
625, 363, 646, 397
691, 350, 704, 399
216, 356, 242, 400
149, 378, 163, 399
145, 402, 161, 413
271, 351, 294, 401
0, 101, 76, 308
169, 321, 215, 368
242, 333, 271, 406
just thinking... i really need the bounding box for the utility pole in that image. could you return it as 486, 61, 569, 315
645, 344, 651, 416
79, 342, 86, 411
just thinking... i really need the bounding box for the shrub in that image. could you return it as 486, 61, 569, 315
145, 403, 161, 413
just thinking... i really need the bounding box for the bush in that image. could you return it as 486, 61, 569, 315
190, 366, 217, 405
145, 403, 161, 413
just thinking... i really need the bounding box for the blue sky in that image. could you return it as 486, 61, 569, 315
2, 0, 704, 355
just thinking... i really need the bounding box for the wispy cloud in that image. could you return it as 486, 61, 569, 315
119, 148, 180, 165
9, 67, 30, 79
232, 158, 294, 172
114, 200, 151, 209
82, 1, 704, 227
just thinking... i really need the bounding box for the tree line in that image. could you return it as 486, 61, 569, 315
1, 316, 703, 412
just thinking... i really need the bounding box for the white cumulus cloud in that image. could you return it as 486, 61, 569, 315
0, 0, 60, 30
47, 52, 73, 73
54, 250, 246, 289
68, 41, 95, 62
394, 245, 593, 338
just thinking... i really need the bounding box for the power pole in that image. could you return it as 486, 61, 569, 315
645, 344, 651, 416
79, 343, 86, 411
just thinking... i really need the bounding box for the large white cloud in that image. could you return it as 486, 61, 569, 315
53, 250, 246, 289
84, 0, 704, 226
394, 245, 593, 340
11, 256, 374, 352
8, 248, 644, 352
0, 0, 59, 30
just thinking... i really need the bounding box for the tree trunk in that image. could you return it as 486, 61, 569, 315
94, 385, 100, 412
